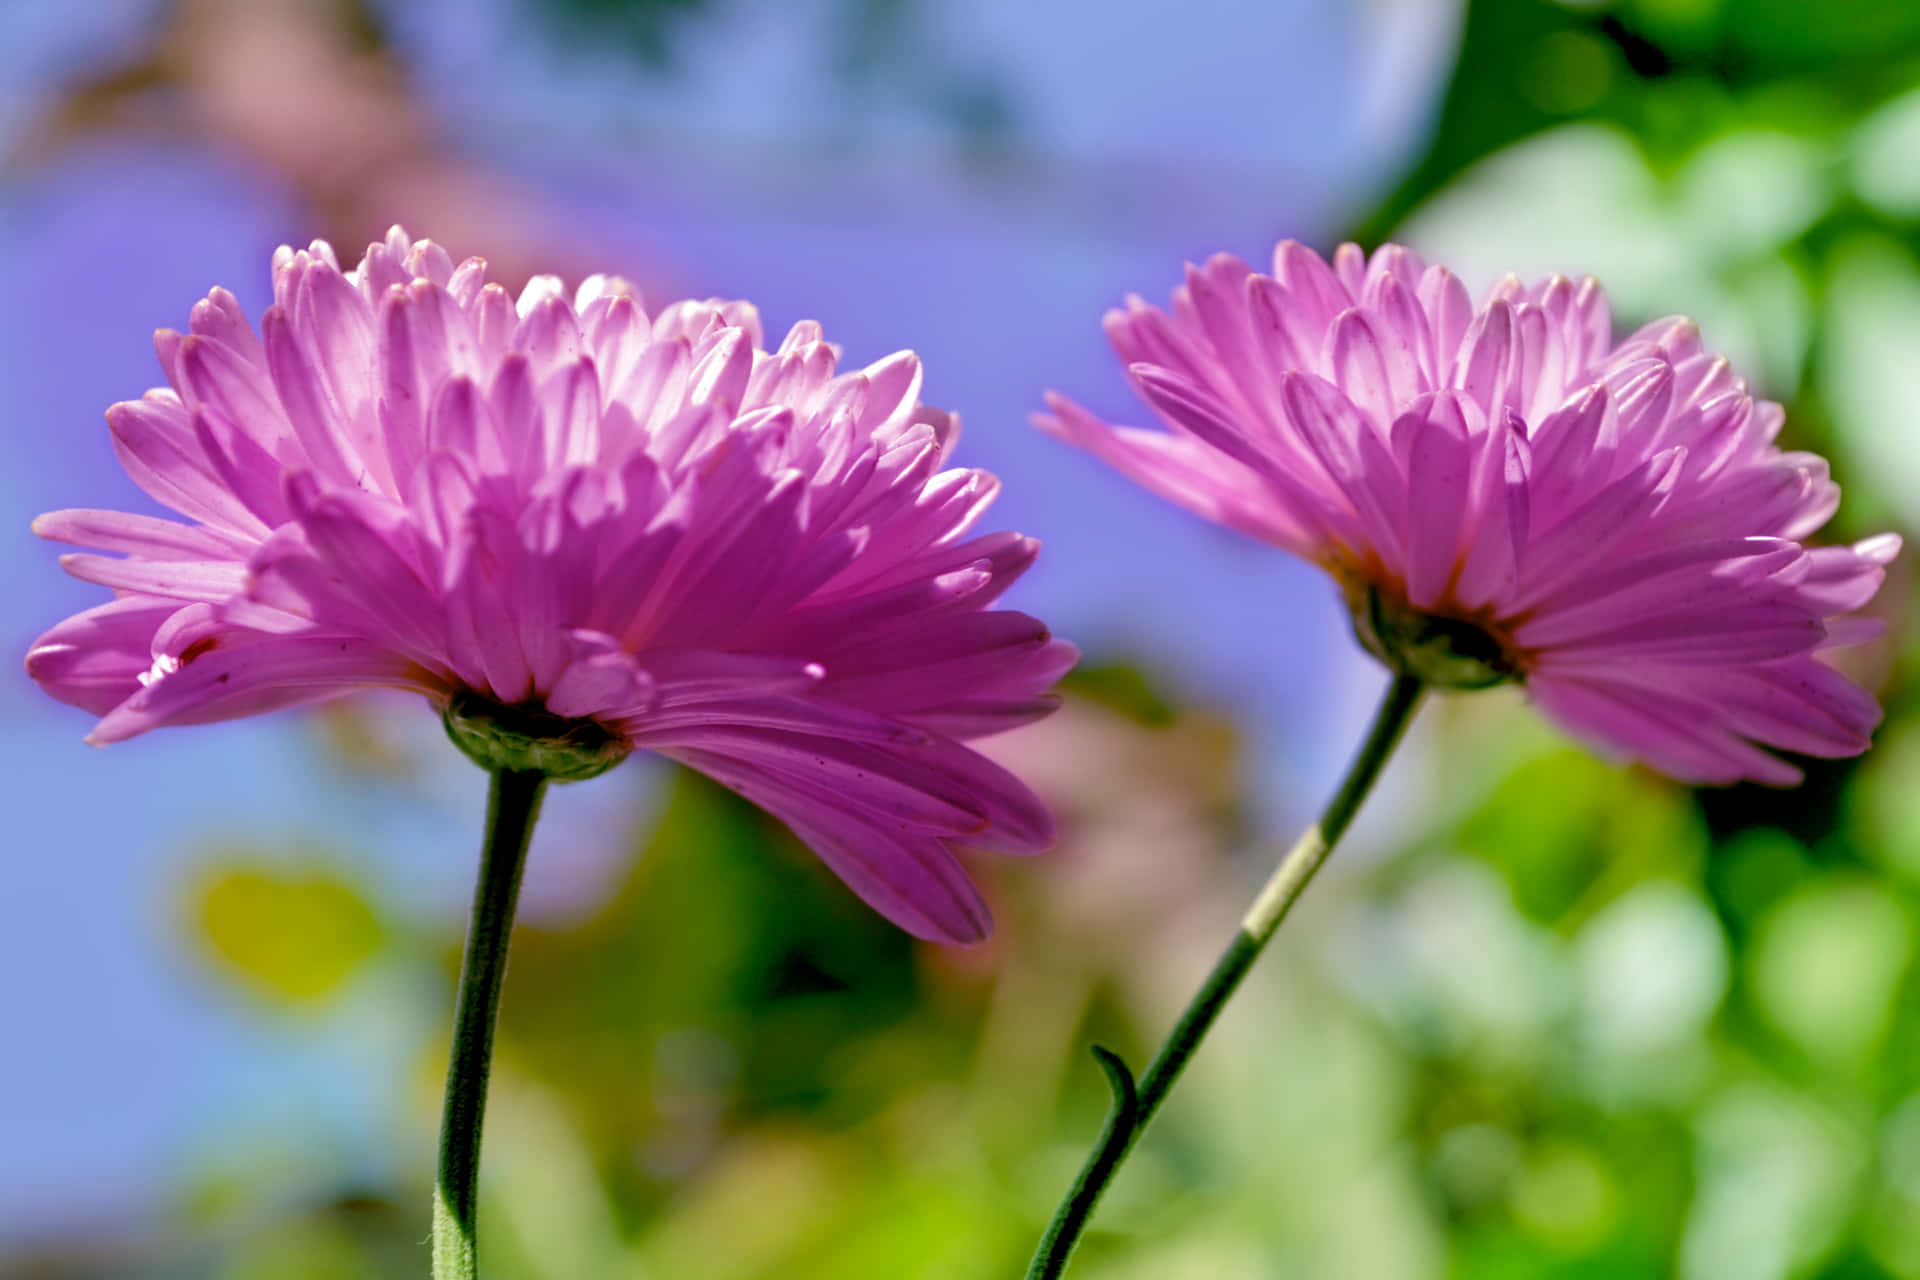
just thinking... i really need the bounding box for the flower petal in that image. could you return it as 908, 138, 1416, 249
88, 635, 435, 745
25, 597, 182, 714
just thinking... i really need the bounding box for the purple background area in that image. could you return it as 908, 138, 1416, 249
0, 0, 1459, 1238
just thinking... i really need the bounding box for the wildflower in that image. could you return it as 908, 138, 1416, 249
28, 227, 1073, 943
1043, 241, 1894, 783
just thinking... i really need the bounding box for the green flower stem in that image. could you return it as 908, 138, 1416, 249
432, 768, 548, 1280
1025, 674, 1426, 1280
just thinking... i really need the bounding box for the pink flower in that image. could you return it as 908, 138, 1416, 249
28, 227, 1075, 943
1043, 241, 1896, 785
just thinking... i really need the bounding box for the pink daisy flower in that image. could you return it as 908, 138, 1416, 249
28, 227, 1074, 943
1043, 241, 1896, 785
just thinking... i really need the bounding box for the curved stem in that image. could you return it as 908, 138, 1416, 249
433, 768, 548, 1280
1025, 674, 1425, 1280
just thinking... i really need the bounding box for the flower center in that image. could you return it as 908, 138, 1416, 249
442, 691, 632, 782
1344, 581, 1520, 691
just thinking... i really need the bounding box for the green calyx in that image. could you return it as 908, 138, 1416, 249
1346, 581, 1520, 691
442, 691, 632, 782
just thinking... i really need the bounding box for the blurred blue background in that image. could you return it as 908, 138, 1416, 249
5, 2, 1920, 1277
0, 0, 1447, 1237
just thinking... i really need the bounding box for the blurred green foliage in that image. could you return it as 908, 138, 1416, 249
131, 683, 1920, 1279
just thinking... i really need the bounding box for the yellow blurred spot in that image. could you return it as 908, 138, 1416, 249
191, 861, 384, 1006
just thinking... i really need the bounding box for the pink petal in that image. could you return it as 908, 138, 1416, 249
1451, 300, 1514, 416
262, 305, 361, 487
1328, 306, 1422, 429
193, 406, 297, 527
512, 294, 582, 371
26, 597, 182, 715
1531, 601, 1823, 664
106, 396, 272, 538
1272, 240, 1353, 329
88, 635, 436, 745
859, 350, 925, 437
1396, 392, 1476, 611
34, 509, 248, 560
1452, 416, 1530, 612
176, 334, 292, 457
544, 630, 656, 720
60, 552, 249, 602
1530, 675, 1802, 786
1515, 538, 1799, 639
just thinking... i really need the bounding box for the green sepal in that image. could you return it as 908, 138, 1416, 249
442, 691, 631, 782
1346, 580, 1518, 691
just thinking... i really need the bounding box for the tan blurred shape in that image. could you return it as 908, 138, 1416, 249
18, 0, 675, 295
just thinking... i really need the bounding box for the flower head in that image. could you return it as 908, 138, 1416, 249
28, 227, 1075, 942
1043, 241, 1896, 785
